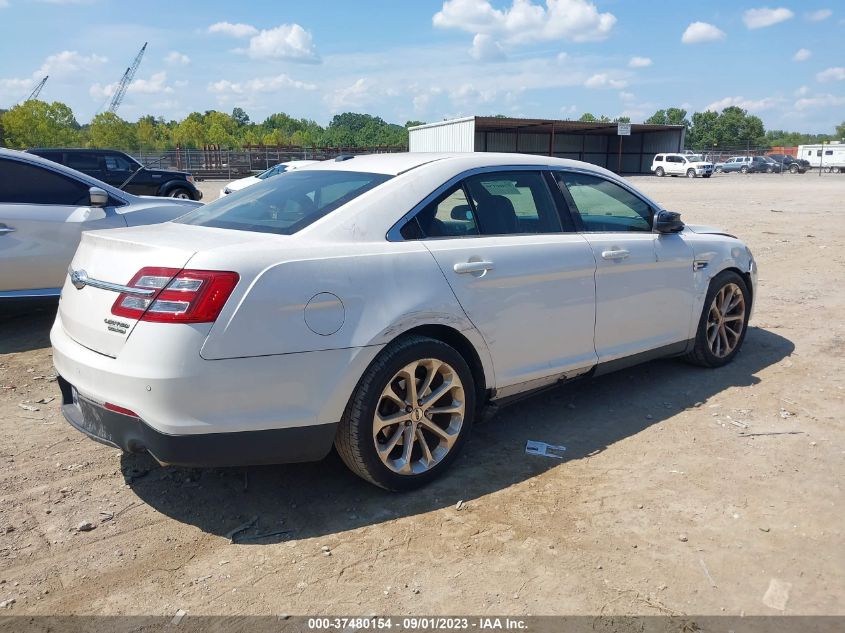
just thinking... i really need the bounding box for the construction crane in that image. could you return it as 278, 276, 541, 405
107, 42, 147, 114
26, 75, 48, 101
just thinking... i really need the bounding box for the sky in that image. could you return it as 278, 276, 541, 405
0, 0, 843, 133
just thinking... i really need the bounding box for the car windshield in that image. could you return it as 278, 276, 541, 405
177, 170, 392, 235
256, 165, 285, 180
687, 155, 704, 162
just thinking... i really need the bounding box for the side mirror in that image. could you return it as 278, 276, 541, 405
654, 210, 684, 234
89, 187, 108, 208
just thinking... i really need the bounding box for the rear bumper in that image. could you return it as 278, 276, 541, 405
57, 375, 337, 467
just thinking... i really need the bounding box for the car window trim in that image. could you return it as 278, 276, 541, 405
551, 168, 659, 234
387, 164, 582, 242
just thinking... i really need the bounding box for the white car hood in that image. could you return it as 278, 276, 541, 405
685, 224, 737, 238
224, 176, 261, 192
115, 197, 201, 226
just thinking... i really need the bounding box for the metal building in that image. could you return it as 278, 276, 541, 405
408, 116, 686, 174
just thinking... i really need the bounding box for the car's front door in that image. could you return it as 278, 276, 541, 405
0, 158, 126, 294
103, 153, 144, 194
554, 171, 696, 363
402, 169, 598, 390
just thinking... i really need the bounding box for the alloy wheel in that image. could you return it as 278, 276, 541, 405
373, 358, 465, 475
706, 283, 746, 358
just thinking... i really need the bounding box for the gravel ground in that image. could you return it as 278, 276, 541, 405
0, 172, 843, 619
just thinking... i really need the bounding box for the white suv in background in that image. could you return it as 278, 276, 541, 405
651, 153, 713, 178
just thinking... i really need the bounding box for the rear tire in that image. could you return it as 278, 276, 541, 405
715, 166, 724, 173
740, 166, 749, 174
684, 271, 751, 368
335, 335, 476, 491
655, 167, 665, 177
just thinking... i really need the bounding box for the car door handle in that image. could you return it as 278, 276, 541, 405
454, 261, 495, 274
0, 225, 16, 235
601, 249, 630, 261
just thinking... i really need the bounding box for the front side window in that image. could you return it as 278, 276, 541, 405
177, 170, 391, 235
654, 156, 663, 162
257, 164, 287, 180
0, 159, 90, 205
104, 154, 135, 171
556, 172, 653, 233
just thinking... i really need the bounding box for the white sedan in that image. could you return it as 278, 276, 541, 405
0, 149, 202, 299
51, 153, 756, 490
219, 160, 318, 197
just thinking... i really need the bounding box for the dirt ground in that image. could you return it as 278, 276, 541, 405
0, 173, 843, 619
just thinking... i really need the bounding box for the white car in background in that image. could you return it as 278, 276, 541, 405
220, 160, 318, 197
0, 148, 201, 299
51, 153, 756, 491
652, 153, 713, 178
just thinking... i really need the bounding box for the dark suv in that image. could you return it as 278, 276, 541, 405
26, 148, 202, 200
767, 154, 809, 174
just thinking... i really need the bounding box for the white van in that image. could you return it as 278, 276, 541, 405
651, 153, 713, 178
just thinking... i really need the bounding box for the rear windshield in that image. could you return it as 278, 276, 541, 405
176, 170, 391, 235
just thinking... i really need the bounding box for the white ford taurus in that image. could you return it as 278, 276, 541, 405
51, 153, 757, 490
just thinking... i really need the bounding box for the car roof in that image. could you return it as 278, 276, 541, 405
27, 147, 127, 154
302, 152, 620, 177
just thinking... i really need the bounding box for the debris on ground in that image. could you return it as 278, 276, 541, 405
76, 521, 96, 532
17, 404, 39, 412
224, 516, 258, 542
762, 578, 792, 611
525, 440, 566, 459
171, 608, 187, 625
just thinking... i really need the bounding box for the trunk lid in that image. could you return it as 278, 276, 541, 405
58, 223, 271, 358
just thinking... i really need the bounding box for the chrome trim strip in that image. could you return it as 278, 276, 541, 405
67, 268, 156, 296
0, 288, 62, 298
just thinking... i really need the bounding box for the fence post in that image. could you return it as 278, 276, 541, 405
227, 150, 231, 179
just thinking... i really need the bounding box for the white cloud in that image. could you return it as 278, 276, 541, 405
794, 85, 809, 96
208, 22, 258, 37
793, 48, 812, 62
433, 0, 616, 50
584, 73, 627, 89
89, 71, 174, 100
208, 74, 316, 94
34, 50, 107, 78
164, 51, 190, 66
0, 0, 9, 8
0, 77, 34, 99
681, 22, 726, 44
743, 7, 794, 29
628, 56, 652, 68
806, 9, 832, 22
327, 77, 375, 112
816, 66, 845, 82
470, 33, 506, 61
245, 24, 319, 62
705, 95, 782, 112
794, 93, 845, 110
619, 91, 635, 102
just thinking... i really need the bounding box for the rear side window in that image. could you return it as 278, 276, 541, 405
403, 184, 479, 239
177, 170, 391, 235
65, 153, 100, 171
0, 158, 90, 205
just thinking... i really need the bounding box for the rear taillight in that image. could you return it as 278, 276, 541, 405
111, 267, 239, 323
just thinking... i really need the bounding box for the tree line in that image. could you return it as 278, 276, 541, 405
0, 99, 841, 151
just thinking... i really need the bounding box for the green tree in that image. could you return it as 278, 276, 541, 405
579, 113, 597, 122
0, 100, 79, 148
646, 107, 689, 129
231, 107, 250, 127
835, 121, 845, 140
405, 120, 425, 128
172, 112, 206, 147
88, 112, 136, 149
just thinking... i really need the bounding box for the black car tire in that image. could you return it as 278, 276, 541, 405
740, 166, 749, 174
655, 167, 665, 177
789, 164, 799, 174
684, 270, 751, 369
335, 335, 476, 491
686, 169, 696, 178
714, 166, 723, 173
765, 167, 773, 173
169, 187, 193, 199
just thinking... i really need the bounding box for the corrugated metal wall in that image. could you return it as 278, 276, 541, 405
411, 119, 684, 173
409, 118, 476, 152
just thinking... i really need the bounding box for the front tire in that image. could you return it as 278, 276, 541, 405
740, 166, 749, 174
169, 187, 192, 199
686, 169, 696, 178
655, 167, 665, 177
684, 271, 751, 368
335, 336, 476, 491
789, 164, 798, 174
715, 166, 724, 173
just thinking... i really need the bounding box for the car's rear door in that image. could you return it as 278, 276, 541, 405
401, 168, 598, 391
0, 157, 125, 294
553, 170, 695, 364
